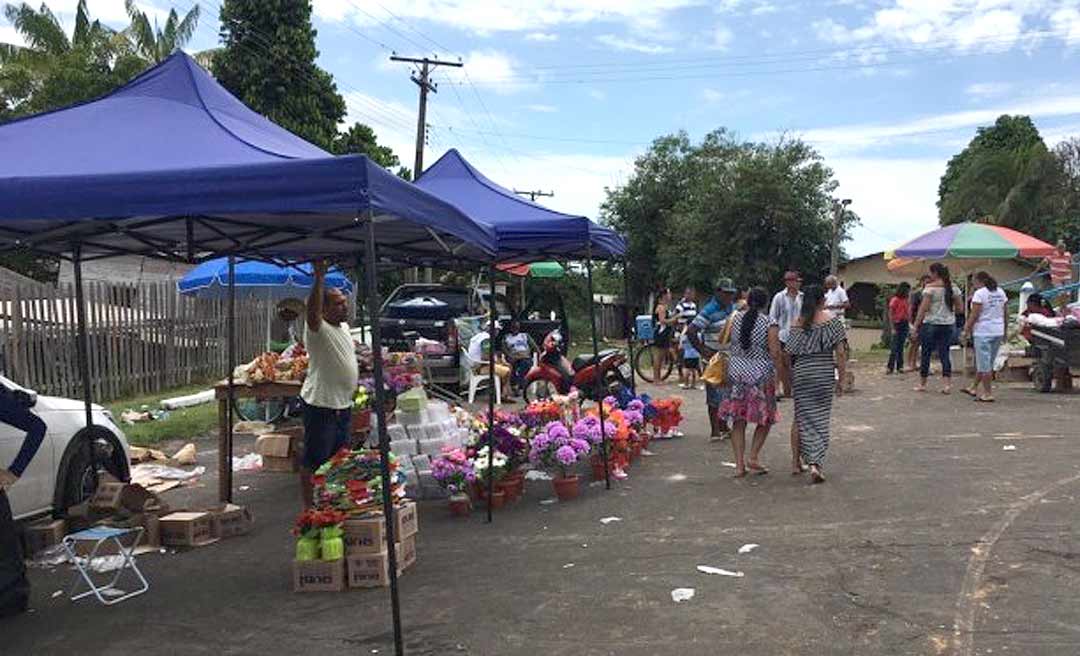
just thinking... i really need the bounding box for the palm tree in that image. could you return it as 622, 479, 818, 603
124, 0, 200, 64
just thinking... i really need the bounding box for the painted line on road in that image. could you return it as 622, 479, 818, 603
953, 470, 1080, 656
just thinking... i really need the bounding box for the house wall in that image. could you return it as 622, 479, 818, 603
58, 255, 195, 286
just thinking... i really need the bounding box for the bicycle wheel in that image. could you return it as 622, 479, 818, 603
634, 344, 674, 383
232, 398, 287, 424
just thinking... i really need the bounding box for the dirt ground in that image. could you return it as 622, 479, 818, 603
6, 361, 1080, 656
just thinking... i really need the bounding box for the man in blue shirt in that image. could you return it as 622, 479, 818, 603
687, 277, 738, 441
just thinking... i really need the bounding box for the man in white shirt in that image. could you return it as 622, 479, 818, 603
468, 327, 512, 400
770, 271, 803, 398
300, 260, 358, 508
824, 276, 850, 320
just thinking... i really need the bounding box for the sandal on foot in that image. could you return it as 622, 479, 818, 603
810, 467, 826, 484
961, 388, 977, 398
975, 396, 996, 403
747, 462, 769, 475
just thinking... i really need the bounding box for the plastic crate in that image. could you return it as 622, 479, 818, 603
635, 315, 654, 341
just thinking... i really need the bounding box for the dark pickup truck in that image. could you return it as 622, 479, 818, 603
377, 284, 568, 391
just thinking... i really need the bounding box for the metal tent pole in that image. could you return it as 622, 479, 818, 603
621, 259, 637, 395
72, 244, 94, 429
364, 217, 405, 656
585, 249, 610, 489
225, 256, 236, 504
486, 264, 497, 523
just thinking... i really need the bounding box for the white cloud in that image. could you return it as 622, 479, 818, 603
710, 25, 734, 50
702, 88, 724, 103
751, 3, 779, 16
789, 92, 1080, 153
313, 0, 704, 35
0, 24, 26, 48
595, 33, 673, 54
525, 104, 558, 113
829, 157, 946, 257
811, 0, 1079, 54
440, 49, 529, 94
525, 32, 559, 42
965, 82, 1013, 99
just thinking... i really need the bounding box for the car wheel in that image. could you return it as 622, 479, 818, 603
57, 438, 99, 513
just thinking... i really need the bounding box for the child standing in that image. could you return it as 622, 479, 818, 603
679, 326, 701, 390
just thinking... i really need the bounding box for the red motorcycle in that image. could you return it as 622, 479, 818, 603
522, 330, 631, 402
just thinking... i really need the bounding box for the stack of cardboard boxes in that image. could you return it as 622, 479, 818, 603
256, 427, 303, 473
293, 500, 419, 593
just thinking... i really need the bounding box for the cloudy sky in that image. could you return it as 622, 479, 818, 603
5, 0, 1080, 256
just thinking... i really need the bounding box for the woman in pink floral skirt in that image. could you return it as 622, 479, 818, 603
718, 287, 781, 478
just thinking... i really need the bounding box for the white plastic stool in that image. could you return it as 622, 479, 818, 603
62, 526, 149, 606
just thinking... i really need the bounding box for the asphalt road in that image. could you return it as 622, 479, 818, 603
6, 363, 1080, 656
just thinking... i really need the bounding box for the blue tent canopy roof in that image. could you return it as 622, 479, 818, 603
415, 149, 626, 261
0, 53, 496, 264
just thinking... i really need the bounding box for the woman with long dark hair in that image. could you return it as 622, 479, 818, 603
913, 263, 963, 394
962, 271, 1008, 402
652, 288, 677, 385
887, 282, 912, 374
785, 284, 847, 484
718, 287, 781, 478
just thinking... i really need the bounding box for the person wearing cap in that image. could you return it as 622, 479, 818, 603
687, 277, 738, 441
769, 271, 803, 397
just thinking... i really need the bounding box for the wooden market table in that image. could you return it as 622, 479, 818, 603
215, 380, 301, 502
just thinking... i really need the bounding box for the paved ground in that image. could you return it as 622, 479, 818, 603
6, 363, 1080, 656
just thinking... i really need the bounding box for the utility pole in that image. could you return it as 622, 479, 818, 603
391, 55, 463, 284
830, 198, 852, 276
390, 55, 463, 178
513, 189, 554, 202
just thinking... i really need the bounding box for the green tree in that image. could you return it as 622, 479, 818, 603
937, 115, 1048, 225
123, 0, 200, 63
331, 123, 398, 164
602, 130, 850, 298
0, 0, 144, 119
1047, 137, 1080, 252
213, 0, 345, 150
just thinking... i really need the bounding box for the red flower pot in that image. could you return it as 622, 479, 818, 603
488, 490, 506, 510
448, 495, 471, 517
552, 475, 580, 502
495, 479, 519, 503
472, 480, 488, 501
631, 442, 643, 460
590, 457, 607, 482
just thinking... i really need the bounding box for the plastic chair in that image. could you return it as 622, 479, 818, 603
61, 526, 149, 606
461, 349, 501, 405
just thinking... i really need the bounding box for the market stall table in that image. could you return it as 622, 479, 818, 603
215, 380, 302, 502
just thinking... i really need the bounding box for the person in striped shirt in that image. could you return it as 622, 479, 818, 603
1041, 241, 1074, 308
674, 287, 698, 387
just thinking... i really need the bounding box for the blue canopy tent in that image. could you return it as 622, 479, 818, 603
0, 53, 501, 652
415, 149, 630, 507
416, 149, 626, 261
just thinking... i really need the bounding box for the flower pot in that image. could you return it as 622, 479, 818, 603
631, 442, 643, 460
448, 495, 471, 517
350, 409, 372, 434
552, 475, 580, 502
590, 457, 607, 482
496, 479, 521, 503
488, 490, 507, 510
472, 480, 488, 501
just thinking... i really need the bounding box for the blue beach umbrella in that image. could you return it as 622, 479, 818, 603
177, 257, 353, 300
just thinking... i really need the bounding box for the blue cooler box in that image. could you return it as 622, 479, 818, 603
635, 315, 654, 341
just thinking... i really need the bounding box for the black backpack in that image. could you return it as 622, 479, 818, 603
0, 490, 29, 618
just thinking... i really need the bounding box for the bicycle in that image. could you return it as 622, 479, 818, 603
632, 338, 676, 383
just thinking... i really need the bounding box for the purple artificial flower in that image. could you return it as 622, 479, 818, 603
546, 421, 570, 441
603, 395, 618, 407
555, 445, 578, 467
627, 399, 645, 412
571, 438, 590, 454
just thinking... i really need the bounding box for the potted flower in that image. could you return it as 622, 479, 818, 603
431, 448, 476, 517
292, 509, 348, 561
528, 420, 591, 501
473, 445, 509, 509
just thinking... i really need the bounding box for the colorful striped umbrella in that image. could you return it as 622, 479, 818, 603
889, 222, 1056, 260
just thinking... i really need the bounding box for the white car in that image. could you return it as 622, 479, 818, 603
1, 376, 131, 521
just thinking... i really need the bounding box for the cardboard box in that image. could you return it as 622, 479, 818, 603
159, 511, 218, 547
90, 481, 154, 513
210, 504, 254, 539
255, 433, 293, 458
346, 536, 416, 589
261, 455, 297, 473
343, 502, 418, 555
21, 518, 65, 556
293, 558, 346, 593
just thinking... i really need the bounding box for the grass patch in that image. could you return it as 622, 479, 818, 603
106, 383, 219, 447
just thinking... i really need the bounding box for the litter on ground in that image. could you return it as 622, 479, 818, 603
671, 588, 696, 603
232, 453, 263, 471
738, 544, 759, 554
697, 565, 745, 577
599, 516, 622, 524
1003, 445, 1017, 451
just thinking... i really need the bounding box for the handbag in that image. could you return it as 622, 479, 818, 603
701, 316, 735, 385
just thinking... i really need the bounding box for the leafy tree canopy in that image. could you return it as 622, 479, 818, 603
213, 0, 345, 151
601, 129, 854, 299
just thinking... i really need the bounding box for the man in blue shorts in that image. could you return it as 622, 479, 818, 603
686, 277, 738, 441
300, 260, 358, 508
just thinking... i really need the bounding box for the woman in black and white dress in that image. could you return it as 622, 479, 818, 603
785, 285, 847, 484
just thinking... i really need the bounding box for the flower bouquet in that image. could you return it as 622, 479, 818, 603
472, 445, 509, 509
312, 448, 406, 514
528, 420, 591, 501
651, 397, 684, 438
431, 447, 476, 516
292, 509, 348, 561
